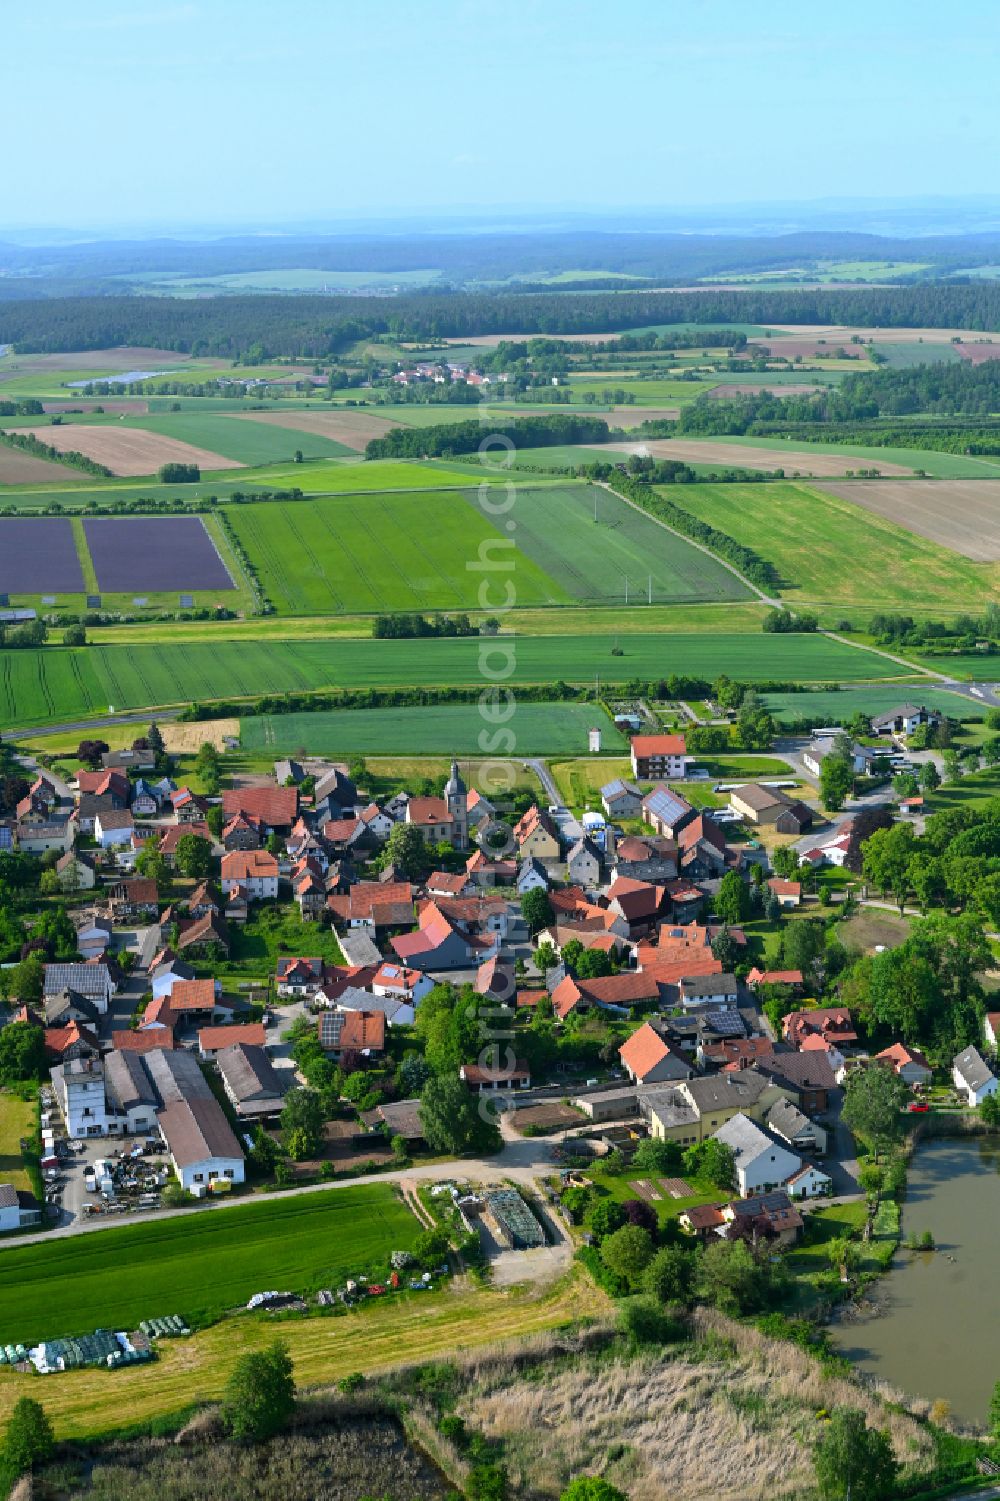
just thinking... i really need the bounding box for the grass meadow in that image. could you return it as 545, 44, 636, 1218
0, 631, 913, 729
241, 701, 626, 757
0, 1184, 418, 1345
120, 412, 356, 464
673, 481, 1000, 611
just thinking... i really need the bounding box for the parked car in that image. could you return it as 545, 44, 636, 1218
907, 1102, 931, 1113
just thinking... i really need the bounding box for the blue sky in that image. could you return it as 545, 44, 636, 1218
3, 0, 999, 229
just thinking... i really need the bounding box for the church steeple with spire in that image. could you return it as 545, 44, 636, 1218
444, 757, 468, 850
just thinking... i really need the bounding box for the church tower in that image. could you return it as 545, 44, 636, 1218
445, 758, 468, 850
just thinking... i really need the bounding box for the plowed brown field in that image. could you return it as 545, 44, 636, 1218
616, 439, 914, 477
0, 447, 80, 485
817, 479, 1000, 560
230, 407, 401, 450
18, 425, 242, 477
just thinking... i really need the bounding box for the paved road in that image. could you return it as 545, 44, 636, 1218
1, 707, 184, 744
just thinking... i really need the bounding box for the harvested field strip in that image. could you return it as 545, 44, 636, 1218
0, 446, 79, 485
0, 632, 909, 731
0, 1265, 607, 1441
16, 425, 242, 478
816, 479, 1000, 561
229, 407, 402, 450
674, 481, 1000, 611
620, 438, 914, 477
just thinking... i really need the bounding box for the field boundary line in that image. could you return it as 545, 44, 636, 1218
821, 630, 947, 680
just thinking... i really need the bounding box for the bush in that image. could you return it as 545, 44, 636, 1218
221, 1340, 295, 1444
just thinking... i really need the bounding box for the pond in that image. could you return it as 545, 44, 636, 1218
832, 1135, 1000, 1426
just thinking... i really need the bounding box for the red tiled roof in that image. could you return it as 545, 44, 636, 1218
767, 878, 802, 898
339, 1010, 386, 1052
221, 849, 278, 882
406, 797, 451, 825
630, 734, 687, 757
876, 1042, 931, 1073
112, 1027, 176, 1052
222, 785, 297, 828
461, 1059, 531, 1086
43, 1021, 98, 1058
199, 1022, 266, 1051
159, 822, 211, 854
619, 1021, 673, 1080
747, 968, 803, 987
167, 979, 217, 1012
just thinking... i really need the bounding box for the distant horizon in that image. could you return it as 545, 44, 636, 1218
7, 193, 1000, 246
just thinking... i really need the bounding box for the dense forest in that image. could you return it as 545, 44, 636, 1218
365, 412, 610, 459
6, 284, 1000, 358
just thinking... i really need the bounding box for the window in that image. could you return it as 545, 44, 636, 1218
224, 1169, 234, 1179
194, 1172, 204, 1183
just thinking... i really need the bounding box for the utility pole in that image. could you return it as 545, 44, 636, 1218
624, 574, 629, 605
648, 574, 653, 605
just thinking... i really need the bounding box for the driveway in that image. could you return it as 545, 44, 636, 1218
823, 1094, 861, 1195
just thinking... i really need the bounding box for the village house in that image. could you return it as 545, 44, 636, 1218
721, 1191, 803, 1246
108, 877, 159, 921
612, 834, 678, 884
160, 821, 213, 865
876, 1042, 933, 1088
680, 972, 739, 1011
51, 1055, 109, 1137
328, 880, 415, 931
513, 805, 561, 861
870, 703, 942, 738
391, 900, 499, 971
713, 1113, 802, 1196
551, 970, 661, 1020
56, 849, 96, 892
371, 961, 435, 1007
221, 849, 279, 902
641, 786, 695, 840
222, 785, 298, 835
630, 733, 688, 780
318, 1008, 386, 1063
985, 1012, 1000, 1051
764, 1095, 828, 1155
221, 813, 261, 852
953, 1046, 999, 1107
94, 809, 135, 848
43, 963, 115, 1015
783, 1006, 857, 1051
767, 877, 802, 909
786, 1162, 834, 1199
601, 778, 644, 820
17, 820, 75, 856
516, 856, 550, 895
216, 1043, 288, 1121
619, 1020, 694, 1085
159, 1097, 246, 1192
606, 875, 669, 936
729, 784, 813, 834
566, 835, 602, 887
642, 1068, 794, 1146
460, 1058, 532, 1093
198, 1022, 267, 1060
276, 956, 326, 997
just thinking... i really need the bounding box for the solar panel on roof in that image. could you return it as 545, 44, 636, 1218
179, 594, 194, 609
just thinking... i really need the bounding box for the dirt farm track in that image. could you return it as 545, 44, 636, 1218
818, 479, 1000, 561
18, 425, 243, 478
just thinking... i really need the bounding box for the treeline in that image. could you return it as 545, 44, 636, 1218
0, 400, 43, 417
364, 411, 611, 459
0, 428, 112, 478
372, 613, 483, 639
6, 285, 1000, 358
608, 475, 781, 593
0, 487, 304, 522
678, 358, 1000, 435
0, 620, 47, 649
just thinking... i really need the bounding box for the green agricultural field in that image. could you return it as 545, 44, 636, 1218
674, 481, 1000, 611
0, 1184, 418, 1344
0, 631, 909, 731
119, 412, 355, 464
241, 701, 626, 757
461, 484, 751, 605
907, 653, 1000, 681
870, 342, 964, 368
693, 434, 1000, 479
228, 489, 569, 614
0, 457, 529, 511
762, 685, 979, 726
567, 375, 716, 405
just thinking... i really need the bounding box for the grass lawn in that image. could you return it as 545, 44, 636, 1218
922, 765, 1000, 812
548, 754, 796, 810
0, 1263, 608, 1441
193, 904, 345, 988
227, 489, 569, 615
907, 652, 1000, 681
0, 1093, 36, 1196
0, 632, 906, 732
0, 1183, 419, 1345
583, 1166, 731, 1225
762, 685, 979, 726
459, 484, 752, 606
241, 702, 626, 758
674, 481, 1000, 612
